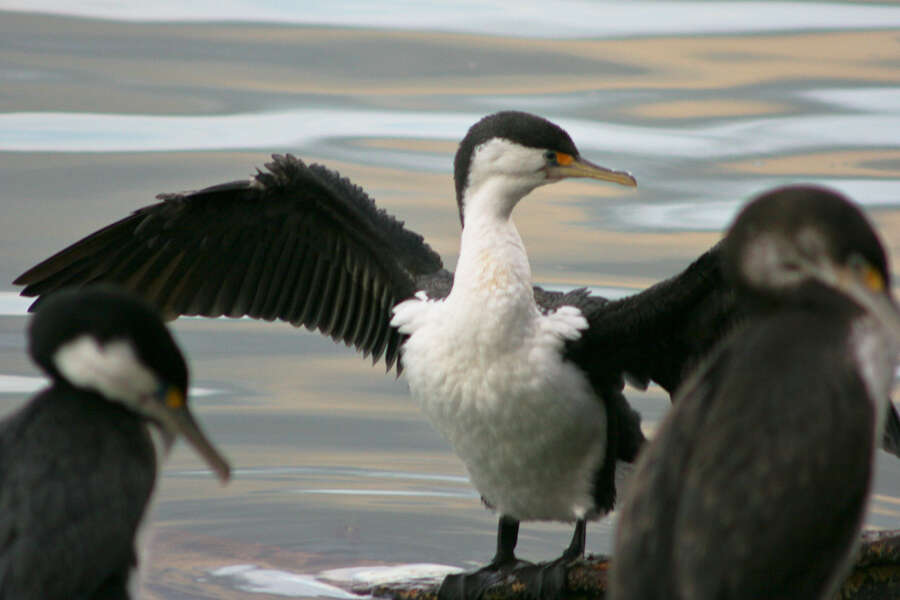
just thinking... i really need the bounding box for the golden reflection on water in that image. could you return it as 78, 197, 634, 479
626, 99, 787, 120
584, 31, 900, 91
872, 213, 900, 264
4, 7, 900, 596
724, 150, 900, 178
6, 10, 900, 110
358, 138, 459, 155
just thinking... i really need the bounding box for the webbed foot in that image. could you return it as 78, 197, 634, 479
437, 558, 535, 600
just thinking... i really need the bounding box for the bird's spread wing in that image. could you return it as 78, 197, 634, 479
545, 242, 900, 459
556, 240, 740, 396
14, 155, 444, 370
592, 387, 646, 511
539, 240, 738, 482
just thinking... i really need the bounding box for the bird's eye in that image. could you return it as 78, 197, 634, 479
544, 151, 557, 163
848, 254, 885, 292
847, 254, 867, 273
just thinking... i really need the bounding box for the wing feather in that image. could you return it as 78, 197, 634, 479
15, 155, 443, 369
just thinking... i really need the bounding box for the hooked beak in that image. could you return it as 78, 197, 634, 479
546, 153, 637, 188
153, 386, 231, 484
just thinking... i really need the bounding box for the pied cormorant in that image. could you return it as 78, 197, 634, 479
0, 286, 229, 599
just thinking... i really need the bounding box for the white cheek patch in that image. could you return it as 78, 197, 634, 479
54, 335, 158, 405
469, 139, 545, 181
463, 139, 547, 220
794, 226, 829, 258
850, 317, 897, 435
742, 234, 806, 290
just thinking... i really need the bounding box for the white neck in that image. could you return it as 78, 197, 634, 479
443, 138, 549, 341
54, 335, 157, 406
450, 183, 536, 331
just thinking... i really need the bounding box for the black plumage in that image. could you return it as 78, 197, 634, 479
610, 186, 900, 600
0, 287, 229, 599
18, 155, 442, 371
0, 390, 156, 599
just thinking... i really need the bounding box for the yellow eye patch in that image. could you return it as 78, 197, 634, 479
863, 265, 885, 292
555, 152, 574, 166
165, 387, 185, 409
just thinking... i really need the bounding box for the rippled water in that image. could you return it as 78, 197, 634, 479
2, 2, 900, 598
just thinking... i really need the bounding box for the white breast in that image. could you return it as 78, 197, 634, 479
850, 315, 898, 439
393, 282, 607, 522
820, 316, 899, 598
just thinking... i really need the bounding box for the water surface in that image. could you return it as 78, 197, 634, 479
2, 2, 900, 597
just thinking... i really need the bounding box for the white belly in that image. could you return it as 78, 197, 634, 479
397, 299, 607, 522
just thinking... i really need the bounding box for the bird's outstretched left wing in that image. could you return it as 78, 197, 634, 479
14, 155, 444, 371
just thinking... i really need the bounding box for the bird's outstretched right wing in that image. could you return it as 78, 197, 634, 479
554, 241, 900, 459
556, 241, 739, 396
14, 155, 444, 370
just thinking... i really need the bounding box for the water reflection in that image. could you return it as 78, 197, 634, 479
208, 564, 363, 599
4, 107, 900, 163
3, 1, 900, 38
0, 372, 221, 397
2, 2, 900, 598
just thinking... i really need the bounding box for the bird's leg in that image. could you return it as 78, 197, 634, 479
489, 514, 521, 567
513, 518, 587, 599
438, 515, 532, 600
560, 517, 586, 561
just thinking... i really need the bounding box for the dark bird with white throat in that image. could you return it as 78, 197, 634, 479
610, 186, 900, 600
0, 286, 229, 599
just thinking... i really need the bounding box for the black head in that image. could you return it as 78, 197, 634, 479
452, 111, 635, 226
723, 185, 890, 313
28, 285, 230, 482
29, 286, 188, 393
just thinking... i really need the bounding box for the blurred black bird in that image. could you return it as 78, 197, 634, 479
610, 186, 900, 600
0, 287, 229, 599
